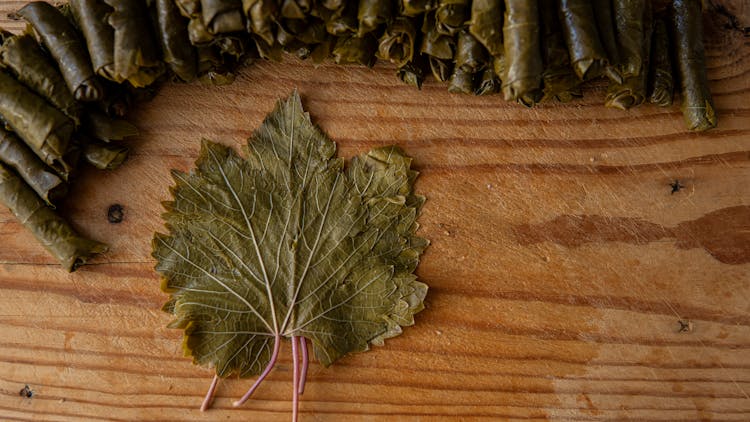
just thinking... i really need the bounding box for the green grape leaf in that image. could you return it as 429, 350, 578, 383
152, 91, 428, 413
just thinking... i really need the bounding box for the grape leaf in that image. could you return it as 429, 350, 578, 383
152, 91, 428, 416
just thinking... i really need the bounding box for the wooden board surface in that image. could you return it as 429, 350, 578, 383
1, 2, 749, 421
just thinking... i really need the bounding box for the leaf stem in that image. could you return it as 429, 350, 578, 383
292, 336, 300, 422
298, 336, 308, 395
200, 375, 219, 412
233, 334, 281, 407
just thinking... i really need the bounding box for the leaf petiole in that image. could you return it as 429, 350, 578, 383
200, 375, 219, 412
233, 334, 281, 407
292, 336, 300, 422
298, 336, 308, 395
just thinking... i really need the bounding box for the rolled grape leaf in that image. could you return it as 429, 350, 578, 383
493, 51, 506, 82
435, 0, 469, 36
605, 74, 644, 110
153, 91, 427, 414
82, 140, 129, 170
0, 33, 83, 125
613, 0, 646, 78
0, 70, 75, 177
502, 0, 543, 106
218, 33, 256, 59
358, 0, 393, 36
455, 30, 488, 73
156, 0, 198, 82
278, 16, 326, 46
309, 36, 334, 64
280, 0, 312, 19
242, 0, 278, 45
377, 17, 417, 67
201, 0, 245, 34
18, 1, 104, 102
0, 128, 67, 205
332, 34, 378, 67
69, 0, 117, 81
0, 162, 107, 271
197, 45, 238, 85
95, 80, 134, 118
448, 30, 488, 94
475, 67, 501, 95
83, 110, 138, 142
188, 15, 217, 45
649, 15, 673, 107
540, 0, 582, 102
397, 56, 429, 89
671, 0, 715, 131
605, 4, 652, 110
317, 1, 356, 35
175, 0, 200, 17
592, 0, 622, 83
321, 0, 343, 9
448, 67, 474, 94
105, 0, 166, 88
558, 0, 607, 81
469, 0, 503, 57
401, 0, 437, 17
421, 11, 455, 81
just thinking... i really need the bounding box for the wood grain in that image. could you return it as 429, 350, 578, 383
1, 2, 749, 421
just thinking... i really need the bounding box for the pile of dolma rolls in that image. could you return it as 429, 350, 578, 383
0, 0, 717, 271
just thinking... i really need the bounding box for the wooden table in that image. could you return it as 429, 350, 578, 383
1, 2, 748, 421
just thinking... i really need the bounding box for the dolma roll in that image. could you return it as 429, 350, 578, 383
540, 0, 581, 102
447, 68, 473, 94
671, 0, 715, 131
0, 33, 83, 124
96, 80, 134, 118
280, 0, 312, 18
377, 17, 418, 67
448, 30, 488, 94
613, 0, 647, 78
592, 0, 622, 83
358, 0, 393, 36
0, 71, 75, 177
156, 0, 198, 82
69, 0, 117, 81
605, 4, 652, 110
175, 0, 200, 17
197, 46, 237, 85
469, 0, 503, 57
0, 162, 107, 271
18, 1, 104, 102
558, 0, 608, 81
475, 68, 501, 95
332, 34, 378, 67
105, 0, 166, 87
435, 0, 469, 36
0, 128, 67, 205
322, 0, 343, 9
493, 53, 506, 82
502, 0, 543, 106
649, 15, 673, 107
82, 140, 129, 170
401, 0, 437, 17
421, 12, 455, 82
455, 30, 488, 72
319, 1, 357, 35
83, 110, 138, 142
242, 0, 278, 45
201, 0, 245, 34
397, 56, 429, 89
